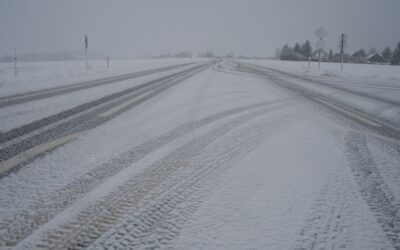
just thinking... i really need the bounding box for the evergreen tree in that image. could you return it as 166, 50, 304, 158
353, 48, 366, 58
382, 47, 392, 61
301, 40, 312, 58
368, 48, 377, 55
280, 45, 290, 60
294, 43, 301, 54
391, 43, 400, 65
280, 45, 295, 60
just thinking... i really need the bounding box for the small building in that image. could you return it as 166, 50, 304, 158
311, 50, 328, 61
365, 53, 387, 64
351, 50, 367, 63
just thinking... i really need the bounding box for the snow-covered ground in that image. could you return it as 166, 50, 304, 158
0, 60, 399, 249
0, 58, 204, 96
237, 59, 400, 128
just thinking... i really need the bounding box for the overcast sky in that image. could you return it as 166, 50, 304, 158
1, 0, 399, 58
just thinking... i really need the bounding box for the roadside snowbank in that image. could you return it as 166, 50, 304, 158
240, 59, 400, 84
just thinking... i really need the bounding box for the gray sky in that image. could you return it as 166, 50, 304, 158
1, 0, 399, 57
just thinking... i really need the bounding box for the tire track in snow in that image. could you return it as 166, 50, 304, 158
295, 158, 365, 249
366, 137, 400, 200
15, 103, 293, 249
89, 116, 292, 249
0, 64, 209, 177
0, 63, 208, 146
0, 99, 295, 248
345, 132, 400, 249
296, 129, 399, 249
0, 62, 198, 108
238, 62, 400, 107
235, 62, 400, 145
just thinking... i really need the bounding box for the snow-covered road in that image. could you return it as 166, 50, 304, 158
0, 59, 399, 249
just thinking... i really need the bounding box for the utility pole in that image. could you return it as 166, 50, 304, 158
339, 34, 347, 71
84, 35, 88, 70
107, 56, 109, 69
14, 48, 18, 77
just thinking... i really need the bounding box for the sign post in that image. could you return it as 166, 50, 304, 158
315, 27, 327, 71
316, 40, 325, 71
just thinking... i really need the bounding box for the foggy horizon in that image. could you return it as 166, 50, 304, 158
1, 0, 400, 58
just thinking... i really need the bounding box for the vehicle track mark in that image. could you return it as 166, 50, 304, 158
15, 104, 292, 249
0, 100, 295, 247
234, 63, 400, 142
0, 64, 208, 145
296, 161, 354, 249
0, 62, 198, 108
89, 117, 292, 249
345, 131, 400, 249
0, 64, 209, 170
239, 62, 400, 106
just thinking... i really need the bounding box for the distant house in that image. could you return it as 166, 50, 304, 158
332, 53, 353, 63
311, 50, 329, 61
293, 52, 306, 61
351, 50, 367, 63
365, 53, 387, 64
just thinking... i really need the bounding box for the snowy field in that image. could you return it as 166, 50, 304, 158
0, 59, 399, 249
0, 58, 204, 96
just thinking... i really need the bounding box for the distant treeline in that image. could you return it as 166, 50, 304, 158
277, 41, 400, 65
277, 41, 313, 61
152, 50, 219, 59
0, 51, 105, 62
152, 51, 193, 59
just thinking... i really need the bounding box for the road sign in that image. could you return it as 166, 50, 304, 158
316, 40, 325, 50
315, 26, 327, 39
315, 27, 328, 71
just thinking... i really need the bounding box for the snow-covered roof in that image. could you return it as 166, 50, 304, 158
366, 53, 382, 60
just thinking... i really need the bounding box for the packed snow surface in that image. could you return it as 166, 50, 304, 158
0, 59, 399, 249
